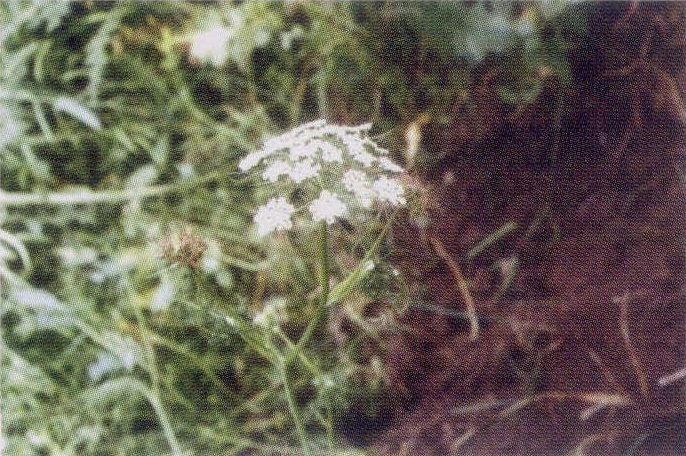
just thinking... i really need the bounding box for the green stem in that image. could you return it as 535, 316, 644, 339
125, 277, 162, 396
123, 276, 183, 456
295, 222, 330, 352
275, 328, 320, 377
318, 222, 330, 309
144, 390, 184, 456
0, 163, 239, 207
278, 359, 312, 456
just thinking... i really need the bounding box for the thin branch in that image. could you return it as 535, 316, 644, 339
498, 391, 633, 420
0, 165, 238, 207
615, 293, 649, 397
658, 368, 686, 387
429, 236, 479, 341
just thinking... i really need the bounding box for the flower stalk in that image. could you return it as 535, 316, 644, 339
278, 359, 312, 456
318, 221, 330, 309
295, 221, 330, 352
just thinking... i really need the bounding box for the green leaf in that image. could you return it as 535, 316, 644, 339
11, 288, 66, 312
83, 376, 148, 408
53, 97, 102, 130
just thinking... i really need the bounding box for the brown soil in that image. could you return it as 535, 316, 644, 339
374, 3, 686, 455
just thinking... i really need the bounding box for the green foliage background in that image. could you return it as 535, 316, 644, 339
0, 2, 584, 455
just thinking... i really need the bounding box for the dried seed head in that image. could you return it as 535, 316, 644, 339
158, 227, 207, 269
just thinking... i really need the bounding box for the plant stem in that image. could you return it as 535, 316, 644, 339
278, 359, 312, 456
318, 221, 330, 309
295, 222, 330, 352
429, 235, 480, 341
144, 390, 184, 456
0, 163, 239, 207
124, 276, 183, 456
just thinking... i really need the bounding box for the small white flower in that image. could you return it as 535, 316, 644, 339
309, 190, 347, 224
313, 374, 335, 388
189, 25, 234, 66
342, 169, 375, 208
254, 197, 295, 236
238, 152, 259, 172
333, 123, 373, 136
177, 162, 194, 178
372, 144, 390, 155
280, 120, 328, 148
241, 120, 407, 233
373, 176, 406, 206
342, 169, 367, 191
320, 123, 348, 137
316, 141, 344, 163
289, 142, 317, 161
262, 160, 292, 182
263, 136, 289, 155
342, 136, 376, 167
253, 297, 288, 328
352, 151, 376, 167
289, 158, 321, 183
200, 254, 220, 272
239, 148, 273, 172
356, 123, 374, 133
253, 308, 272, 327
294, 119, 327, 135
378, 156, 404, 173
340, 136, 360, 153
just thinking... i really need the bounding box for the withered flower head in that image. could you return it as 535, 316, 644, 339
158, 227, 207, 269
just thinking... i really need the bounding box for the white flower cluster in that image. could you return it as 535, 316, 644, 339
309, 190, 347, 224
253, 197, 295, 237
241, 120, 407, 236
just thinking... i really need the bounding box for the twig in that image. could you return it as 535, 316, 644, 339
658, 368, 686, 387
429, 236, 479, 341
448, 391, 631, 453
567, 433, 617, 456
498, 391, 633, 420
410, 301, 500, 324
586, 346, 627, 395
466, 221, 517, 261
615, 293, 649, 397
450, 427, 477, 454
612, 0, 639, 31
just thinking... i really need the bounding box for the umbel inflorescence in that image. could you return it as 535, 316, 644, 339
239, 120, 406, 236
